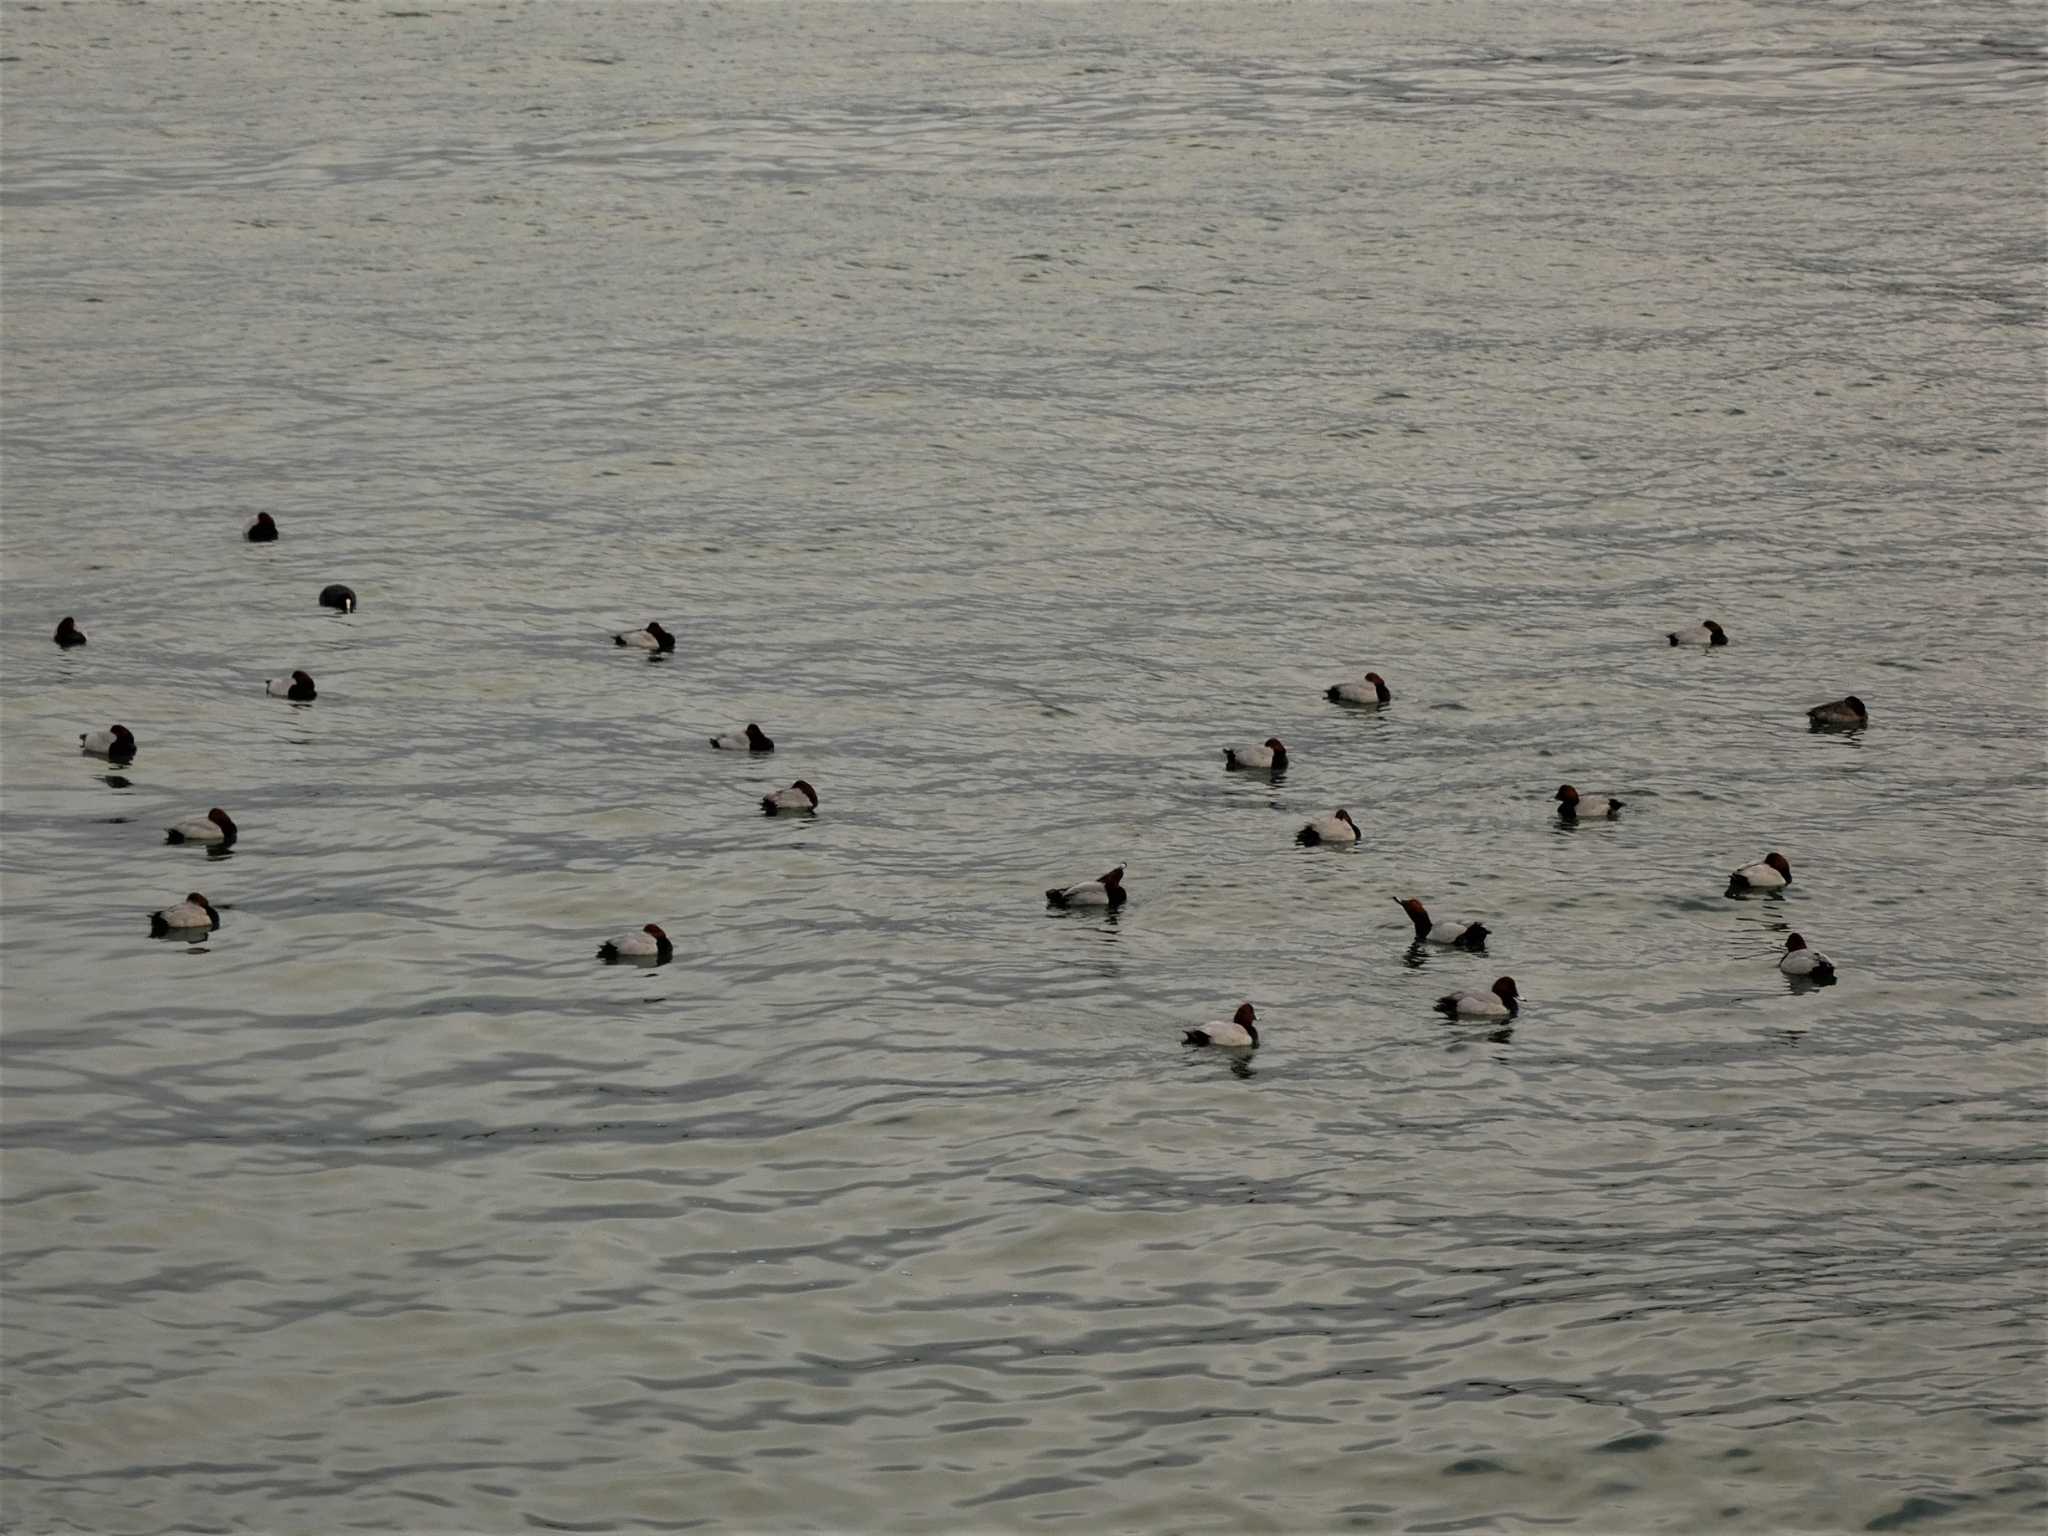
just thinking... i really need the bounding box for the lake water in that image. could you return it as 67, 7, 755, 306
3, 2, 2044, 1531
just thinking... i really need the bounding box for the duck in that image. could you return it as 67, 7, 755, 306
762, 780, 818, 815
245, 512, 279, 543
1326, 672, 1392, 707
266, 671, 317, 701
1555, 784, 1624, 820
711, 723, 774, 752
1807, 695, 1867, 729
1046, 864, 1126, 909
1434, 976, 1519, 1020
318, 584, 357, 613
79, 724, 137, 763
1395, 897, 1489, 950
1778, 933, 1836, 981
1184, 1003, 1259, 1050
615, 621, 675, 652
598, 923, 673, 964
166, 808, 238, 847
1727, 852, 1792, 895
149, 892, 220, 937
53, 616, 87, 648
1667, 620, 1728, 647
1223, 737, 1288, 772
1297, 809, 1360, 846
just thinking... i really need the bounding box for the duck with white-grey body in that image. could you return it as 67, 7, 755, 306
1184, 1003, 1259, 1050
1434, 976, 1519, 1020
1297, 809, 1360, 846
1046, 865, 1126, 909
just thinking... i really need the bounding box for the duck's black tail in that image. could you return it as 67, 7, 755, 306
1182, 1028, 1208, 1046
1432, 995, 1458, 1018
597, 942, 620, 962
149, 912, 170, 937
1297, 827, 1321, 846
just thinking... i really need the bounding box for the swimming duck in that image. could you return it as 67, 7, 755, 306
80, 724, 136, 763
762, 780, 818, 814
266, 671, 317, 701
1667, 620, 1727, 647
1046, 864, 1126, 909
149, 892, 220, 936
615, 622, 675, 652
166, 808, 238, 847
1223, 737, 1288, 772
1395, 898, 1489, 950
1727, 852, 1792, 895
1807, 696, 1867, 729
598, 923, 673, 964
1297, 809, 1360, 846
318, 584, 357, 613
1184, 1003, 1259, 1049
245, 512, 279, 543
53, 617, 86, 648
1326, 672, 1392, 707
1434, 976, 1519, 1019
1555, 784, 1624, 820
1778, 933, 1836, 981
711, 723, 774, 752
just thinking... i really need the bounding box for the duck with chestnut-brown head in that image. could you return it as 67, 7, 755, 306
1326, 671, 1392, 708
1184, 1003, 1259, 1050
1726, 851, 1792, 896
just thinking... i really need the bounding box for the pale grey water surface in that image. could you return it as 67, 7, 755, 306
3, 2, 2045, 1531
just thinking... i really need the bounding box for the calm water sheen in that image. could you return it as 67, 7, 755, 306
4, 3, 2045, 1531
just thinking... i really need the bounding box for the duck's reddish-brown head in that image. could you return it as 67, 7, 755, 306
1398, 897, 1427, 916
1232, 1002, 1256, 1026
1556, 784, 1578, 803
1365, 672, 1384, 685
643, 923, 668, 940
1492, 977, 1519, 1001
1785, 934, 1807, 952
187, 892, 211, 908
1336, 809, 1359, 832
1765, 852, 1791, 879
112, 724, 134, 740
1265, 737, 1287, 753
1099, 865, 1125, 888
208, 808, 237, 832
292, 671, 314, 687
